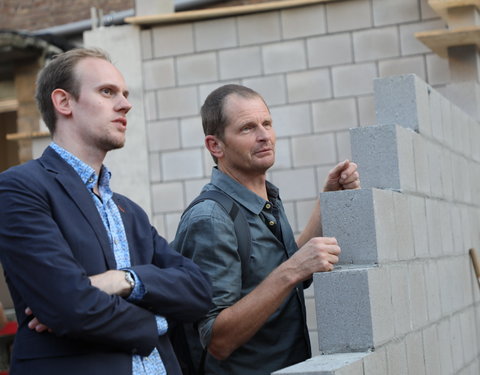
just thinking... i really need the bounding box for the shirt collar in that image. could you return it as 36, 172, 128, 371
49, 142, 111, 191
209, 167, 280, 215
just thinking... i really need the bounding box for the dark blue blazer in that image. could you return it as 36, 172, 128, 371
0, 147, 212, 375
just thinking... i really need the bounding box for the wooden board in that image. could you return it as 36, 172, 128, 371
126, 0, 335, 26
428, 0, 480, 21
415, 25, 480, 57
6, 130, 50, 141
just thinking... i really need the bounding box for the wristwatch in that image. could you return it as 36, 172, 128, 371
124, 270, 135, 291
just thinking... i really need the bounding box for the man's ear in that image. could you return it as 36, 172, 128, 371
51, 88, 73, 117
205, 135, 224, 160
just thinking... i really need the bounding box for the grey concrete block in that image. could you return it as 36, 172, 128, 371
326, 0, 372, 33
353, 27, 399, 62
368, 266, 395, 345
412, 131, 431, 195
320, 189, 377, 265
271, 168, 317, 201
389, 265, 412, 336
147, 119, 180, 152
378, 55, 426, 81
270, 138, 292, 170
152, 23, 194, 58
321, 188, 408, 265
392, 192, 414, 260
291, 133, 336, 168
180, 116, 204, 148
162, 149, 203, 181
427, 142, 443, 199
350, 123, 416, 192
286, 68, 332, 103
362, 347, 387, 375
423, 325, 441, 375
372, 0, 419, 26
372, 189, 398, 262
314, 267, 374, 353
272, 352, 368, 375
312, 98, 358, 133
176, 52, 218, 85
281, 4, 326, 39
423, 261, 442, 322
332, 63, 376, 97
405, 331, 427, 375
460, 309, 478, 365
408, 195, 429, 258
444, 81, 480, 122
143, 58, 175, 90
219, 46, 262, 80
436, 319, 454, 375
426, 53, 450, 86
357, 96, 376, 127
307, 33, 352, 68
152, 182, 185, 212
140, 29, 153, 60
238, 11, 281, 46
242, 75, 287, 106
263, 40, 307, 74
374, 74, 432, 136
399, 20, 444, 56
335, 131, 352, 162
408, 262, 428, 329
449, 314, 465, 372
271, 103, 312, 137
429, 88, 444, 143
386, 340, 408, 375
157, 86, 199, 119
194, 18, 237, 52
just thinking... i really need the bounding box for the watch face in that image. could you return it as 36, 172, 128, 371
125, 271, 135, 288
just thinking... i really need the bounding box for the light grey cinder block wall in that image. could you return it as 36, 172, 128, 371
137, 0, 453, 356
273, 74, 480, 375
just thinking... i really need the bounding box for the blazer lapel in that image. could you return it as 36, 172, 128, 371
40, 148, 117, 269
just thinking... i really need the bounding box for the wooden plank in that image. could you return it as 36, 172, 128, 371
415, 25, 480, 58
428, 0, 480, 21
126, 0, 336, 26
6, 131, 50, 141
0, 99, 18, 113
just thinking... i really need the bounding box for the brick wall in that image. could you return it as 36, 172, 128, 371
0, 0, 133, 31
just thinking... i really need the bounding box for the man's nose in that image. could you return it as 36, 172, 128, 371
117, 95, 132, 113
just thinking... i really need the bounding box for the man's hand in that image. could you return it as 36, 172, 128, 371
288, 237, 340, 282
26, 307, 51, 333
89, 270, 132, 297
323, 160, 360, 192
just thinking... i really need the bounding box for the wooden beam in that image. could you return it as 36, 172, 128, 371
415, 25, 480, 58
428, 0, 480, 21
126, 0, 336, 26
0, 99, 18, 113
6, 130, 50, 141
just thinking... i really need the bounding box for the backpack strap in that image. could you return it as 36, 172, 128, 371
183, 190, 251, 286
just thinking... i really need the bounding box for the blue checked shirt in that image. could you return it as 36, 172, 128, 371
51, 143, 168, 375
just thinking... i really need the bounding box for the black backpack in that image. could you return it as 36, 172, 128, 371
170, 190, 252, 375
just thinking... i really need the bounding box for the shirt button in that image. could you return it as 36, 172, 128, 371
265, 203, 271, 209
268, 220, 275, 226
88, 177, 94, 183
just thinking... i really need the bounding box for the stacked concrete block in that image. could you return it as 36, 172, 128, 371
350, 124, 416, 193
309, 73, 480, 375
